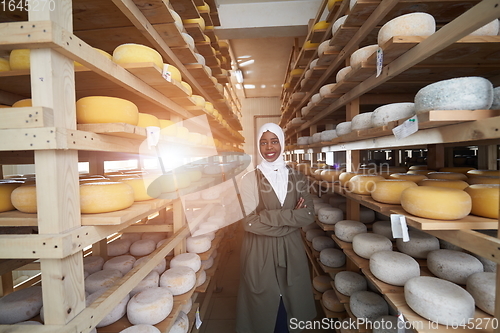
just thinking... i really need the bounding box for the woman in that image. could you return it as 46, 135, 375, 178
236, 123, 317, 333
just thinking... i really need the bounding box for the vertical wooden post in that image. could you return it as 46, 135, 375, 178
173, 199, 186, 255
478, 145, 498, 170
29, 0, 85, 325
427, 144, 445, 170
0, 273, 13, 296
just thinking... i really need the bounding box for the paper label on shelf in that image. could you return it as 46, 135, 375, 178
391, 214, 410, 242
162, 64, 173, 82
195, 307, 203, 329
392, 116, 418, 140
146, 126, 161, 148
376, 47, 383, 77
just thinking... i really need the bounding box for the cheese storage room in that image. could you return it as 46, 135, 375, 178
0, 0, 499, 332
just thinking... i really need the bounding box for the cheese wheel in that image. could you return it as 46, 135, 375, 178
80, 182, 134, 213
370, 179, 417, 204
346, 174, 384, 194
409, 165, 428, 170
319, 83, 336, 97
372, 221, 394, 241
130, 239, 156, 257
306, 228, 326, 242
350, 44, 378, 69
201, 256, 215, 270
439, 167, 476, 174
350, 291, 389, 322
352, 233, 392, 259
427, 249, 483, 284
314, 202, 331, 215
371, 102, 415, 127
318, 207, 344, 224
378, 12, 436, 46
470, 19, 499, 36
137, 113, 160, 128
0, 286, 43, 324
186, 235, 212, 253
183, 17, 206, 30
127, 287, 174, 325
322, 289, 344, 312
0, 181, 22, 212
129, 270, 160, 297
318, 39, 336, 56
169, 9, 184, 31
417, 178, 469, 190
351, 112, 374, 131
0, 57, 10, 71
492, 86, 500, 109
160, 266, 196, 295
12, 98, 32, 107
196, 269, 207, 287
396, 229, 439, 259
113, 43, 163, 69
407, 169, 437, 175
76, 96, 139, 125
334, 220, 367, 242
320, 248, 345, 268
87, 288, 130, 327
119, 325, 161, 333
11, 184, 37, 213
121, 176, 160, 201
405, 276, 475, 326
312, 132, 322, 143
10, 49, 30, 70
332, 15, 348, 35
170, 311, 190, 333
370, 251, 420, 286
163, 64, 182, 82
103, 255, 136, 275
465, 184, 499, 218
336, 121, 352, 136
338, 172, 359, 186
170, 253, 202, 272
335, 271, 367, 296
181, 297, 193, 314
84, 255, 105, 274
427, 172, 468, 181
309, 58, 319, 69
85, 269, 123, 293
467, 176, 500, 185
336, 66, 352, 83
388, 173, 427, 183
181, 32, 195, 50
134, 257, 166, 275
415, 77, 494, 113
313, 274, 333, 292
320, 169, 342, 182
108, 239, 132, 257
466, 272, 495, 315
467, 169, 500, 177
312, 236, 336, 252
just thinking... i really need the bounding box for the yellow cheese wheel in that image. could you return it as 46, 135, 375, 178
320, 169, 343, 182
159, 119, 177, 136
137, 113, 160, 128
80, 182, 134, 213
0, 58, 10, 71
303, 40, 320, 49
346, 175, 385, 194
183, 17, 205, 31
205, 25, 214, 30
113, 43, 163, 69
465, 184, 499, 219
418, 178, 469, 190
389, 173, 427, 183
0, 182, 23, 212
0, 105, 10, 108
290, 69, 304, 76
427, 172, 468, 181
12, 99, 32, 108
313, 21, 329, 30
218, 41, 229, 49
467, 170, 500, 177
407, 169, 436, 175
371, 179, 418, 204
327, 0, 341, 11
197, 2, 210, 11
10, 49, 30, 70
191, 95, 205, 108
180, 81, 192, 96
163, 64, 182, 82
175, 171, 191, 189
176, 126, 189, 140
205, 101, 214, 113
203, 34, 211, 43
400, 186, 472, 220
313, 169, 324, 181
11, 185, 37, 213
439, 167, 476, 174
409, 165, 428, 170
339, 172, 360, 186
120, 176, 161, 201
76, 96, 139, 125
467, 176, 500, 185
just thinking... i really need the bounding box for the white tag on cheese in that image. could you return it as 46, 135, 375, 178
162, 64, 173, 82
376, 47, 383, 77
391, 214, 410, 242
392, 116, 418, 140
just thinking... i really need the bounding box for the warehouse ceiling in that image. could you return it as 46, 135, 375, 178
214, 0, 322, 98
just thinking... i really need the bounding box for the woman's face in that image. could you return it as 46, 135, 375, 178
259, 130, 281, 162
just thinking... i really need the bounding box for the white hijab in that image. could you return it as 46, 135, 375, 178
256, 123, 288, 206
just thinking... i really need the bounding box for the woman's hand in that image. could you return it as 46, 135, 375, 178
294, 197, 306, 210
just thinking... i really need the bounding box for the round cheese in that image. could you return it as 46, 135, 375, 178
130, 270, 160, 296
322, 289, 344, 312
346, 174, 385, 194
103, 254, 136, 275
427, 172, 468, 181
312, 236, 336, 252
113, 43, 163, 69
336, 66, 352, 83
309, 58, 319, 69
76, 96, 139, 125
108, 239, 132, 256
314, 202, 331, 215
181, 297, 193, 314
465, 184, 499, 218
0, 286, 43, 324
160, 266, 196, 295
134, 257, 166, 275
351, 112, 374, 131
169, 9, 184, 31
196, 269, 207, 287
85, 269, 123, 293
127, 287, 174, 325
313, 274, 333, 292
350, 44, 378, 69
180, 81, 192, 96
170, 253, 202, 272
378, 12, 436, 46
183, 17, 205, 30
201, 256, 214, 270
10, 49, 31, 70
312, 132, 322, 143
119, 324, 161, 333
334, 271, 367, 296
350, 291, 389, 322
318, 207, 344, 224
84, 255, 105, 275
87, 288, 130, 327
0, 57, 10, 71
319, 84, 337, 98
80, 181, 134, 213
12, 99, 32, 107
311, 93, 322, 104
297, 136, 311, 145
142, 232, 169, 244
332, 15, 348, 35
414, 76, 493, 113
306, 229, 326, 242
320, 169, 342, 182
137, 113, 160, 128
467, 169, 500, 177
404, 276, 475, 326
370, 251, 420, 286
371, 102, 415, 127
181, 32, 195, 50
466, 272, 495, 315
372, 221, 394, 241
401, 186, 471, 220
318, 39, 336, 56
336, 121, 352, 136
427, 249, 484, 284
417, 178, 469, 190
388, 172, 427, 183
470, 19, 499, 36
163, 64, 182, 82
335, 220, 367, 242
121, 176, 161, 201
170, 311, 190, 333
467, 175, 500, 185
396, 229, 439, 259
130, 239, 156, 257
186, 235, 212, 254
11, 184, 37, 213
492, 86, 500, 109
439, 167, 476, 174
0, 181, 22, 212
370, 179, 417, 204
320, 248, 345, 268
352, 233, 392, 259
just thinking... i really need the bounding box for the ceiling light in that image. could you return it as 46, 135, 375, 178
244, 84, 255, 89
234, 69, 244, 83
239, 59, 254, 67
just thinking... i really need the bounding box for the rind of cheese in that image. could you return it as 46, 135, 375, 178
322, 289, 344, 312
350, 45, 378, 69
83, 255, 105, 275
137, 113, 160, 128
10, 49, 31, 70
80, 181, 135, 214
388, 173, 427, 183
396, 229, 439, 259
371, 179, 417, 204
336, 121, 352, 136
113, 43, 163, 69
0, 286, 43, 324
108, 239, 132, 257
350, 291, 389, 322
427, 172, 468, 181
371, 102, 415, 127
352, 233, 392, 259
346, 174, 385, 194
12, 98, 32, 107
87, 288, 130, 327
0, 58, 10, 71
336, 66, 352, 83
334, 271, 367, 296
76, 96, 139, 125
466, 272, 496, 315
160, 266, 196, 295
465, 184, 499, 218
85, 269, 123, 294
130, 239, 157, 257
417, 178, 469, 190
0, 182, 22, 212
163, 64, 182, 82
378, 12, 436, 46
170, 253, 202, 272
332, 15, 348, 35
313, 274, 333, 292
370, 250, 420, 286
10, 184, 37, 213
334, 220, 367, 242
427, 249, 483, 284
127, 287, 174, 325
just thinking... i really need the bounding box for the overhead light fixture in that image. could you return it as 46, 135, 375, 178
239, 59, 254, 67
234, 69, 244, 83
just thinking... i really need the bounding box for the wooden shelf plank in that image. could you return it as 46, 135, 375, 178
343, 248, 369, 269
170, 0, 200, 20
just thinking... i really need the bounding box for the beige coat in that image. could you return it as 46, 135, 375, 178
236, 167, 317, 333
